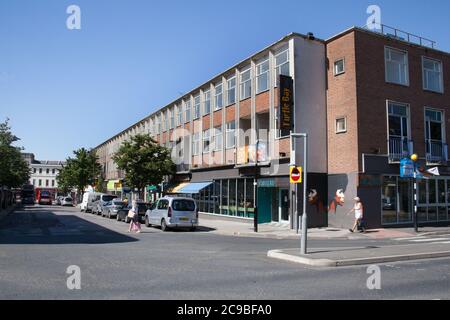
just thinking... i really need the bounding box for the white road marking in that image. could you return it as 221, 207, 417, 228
394, 236, 427, 241
410, 238, 450, 242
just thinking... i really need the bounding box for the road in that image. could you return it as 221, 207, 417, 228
0, 205, 449, 299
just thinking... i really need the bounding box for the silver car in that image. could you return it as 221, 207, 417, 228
101, 199, 126, 219
144, 197, 198, 231
61, 197, 73, 207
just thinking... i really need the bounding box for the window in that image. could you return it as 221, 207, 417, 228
39, 179, 42, 186
215, 83, 223, 110
52, 180, 55, 187
52, 169, 55, 175
194, 95, 200, 119
385, 47, 409, 86
46, 169, 49, 174
423, 57, 443, 93
204, 90, 211, 115
213, 126, 223, 151
226, 121, 236, 149
176, 105, 183, 126
39, 168, 42, 174
387, 101, 410, 161
275, 50, 290, 79
157, 199, 169, 210
256, 59, 270, 93
425, 109, 445, 162
334, 59, 345, 76
227, 77, 236, 105
33, 168, 36, 173
169, 109, 174, 129
185, 100, 191, 123
192, 132, 200, 155
165, 111, 169, 131
32, 179, 35, 186
156, 115, 162, 133
203, 129, 211, 153
240, 68, 252, 100
46, 179, 49, 187
335, 117, 347, 133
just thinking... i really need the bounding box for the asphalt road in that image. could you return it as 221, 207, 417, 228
0, 205, 449, 300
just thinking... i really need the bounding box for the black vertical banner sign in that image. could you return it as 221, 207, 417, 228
279, 75, 293, 134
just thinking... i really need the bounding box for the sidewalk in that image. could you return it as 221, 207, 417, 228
199, 214, 450, 240
268, 243, 450, 267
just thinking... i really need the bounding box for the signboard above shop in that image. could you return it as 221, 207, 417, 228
279, 75, 294, 136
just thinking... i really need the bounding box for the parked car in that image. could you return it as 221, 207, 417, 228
101, 199, 126, 219
92, 194, 118, 215
144, 197, 198, 231
80, 192, 102, 212
61, 197, 73, 207
116, 201, 149, 223
55, 196, 64, 206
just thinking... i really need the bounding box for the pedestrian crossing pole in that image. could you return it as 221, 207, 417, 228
411, 154, 419, 233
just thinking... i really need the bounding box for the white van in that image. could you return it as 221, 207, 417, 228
80, 192, 101, 213
144, 196, 198, 231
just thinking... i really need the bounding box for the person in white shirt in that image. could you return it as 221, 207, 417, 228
348, 197, 365, 233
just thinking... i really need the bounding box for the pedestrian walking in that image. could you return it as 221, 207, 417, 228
127, 200, 141, 233
348, 197, 365, 233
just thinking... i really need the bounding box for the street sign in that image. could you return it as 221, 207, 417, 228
400, 158, 415, 178
290, 166, 302, 184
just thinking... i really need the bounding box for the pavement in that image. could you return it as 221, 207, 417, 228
198, 213, 450, 241
1, 205, 450, 299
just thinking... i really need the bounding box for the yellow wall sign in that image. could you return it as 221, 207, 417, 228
290, 166, 302, 184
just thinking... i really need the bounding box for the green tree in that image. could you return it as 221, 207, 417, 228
57, 148, 102, 201
112, 134, 175, 199
0, 119, 30, 188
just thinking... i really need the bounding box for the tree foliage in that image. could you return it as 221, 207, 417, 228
57, 148, 102, 198
112, 134, 175, 197
0, 119, 30, 188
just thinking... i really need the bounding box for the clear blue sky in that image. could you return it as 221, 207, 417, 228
1, 0, 449, 160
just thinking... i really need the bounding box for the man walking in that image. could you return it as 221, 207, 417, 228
348, 197, 365, 233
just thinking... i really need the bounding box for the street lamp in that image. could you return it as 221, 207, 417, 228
253, 140, 259, 233
411, 154, 419, 233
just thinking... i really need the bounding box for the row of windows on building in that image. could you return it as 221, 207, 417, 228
30, 179, 56, 187
333, 46, 445, 93
32, 168, 59, 175
150, 49, 290, 135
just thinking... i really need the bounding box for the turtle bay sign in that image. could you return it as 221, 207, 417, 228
279, 75, 294, 132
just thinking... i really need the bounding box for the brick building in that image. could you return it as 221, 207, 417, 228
93, 25, 450, 229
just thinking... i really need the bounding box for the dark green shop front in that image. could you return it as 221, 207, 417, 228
257, 177, 290, 224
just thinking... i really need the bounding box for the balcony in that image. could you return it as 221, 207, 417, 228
426, 140, 448, 165
388, 137, 413, 163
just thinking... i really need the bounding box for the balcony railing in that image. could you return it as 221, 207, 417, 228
362, 24, 436, 49
426, 140, 448, 165
388, 137, 413, 163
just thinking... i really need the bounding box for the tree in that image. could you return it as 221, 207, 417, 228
0, 119, 30, 188
112, 134, 175, 199
57, 148, 102, 201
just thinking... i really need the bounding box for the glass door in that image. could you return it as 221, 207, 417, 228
279, 189, 290, 223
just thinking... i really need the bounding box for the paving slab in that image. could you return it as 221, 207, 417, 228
268, 243, 450, 267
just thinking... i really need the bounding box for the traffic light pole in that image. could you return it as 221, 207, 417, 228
290, 133, 308, 255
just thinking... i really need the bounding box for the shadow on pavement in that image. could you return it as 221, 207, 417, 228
0, 206, 138, 245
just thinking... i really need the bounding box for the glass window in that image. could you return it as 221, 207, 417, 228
256, 59, 270, 93
429, 180, 437, 204
382, 176, 397, 224
240, 68, 252, 100
275, 50, 290, 79
227, 77, 236, 105
385, 47, 409, 86
425, 109, 444, 142
52, 180, 55, 187
213, 126, 223, 151
52, 169, 55, 174
334, 58, 345, 75
176, 105, 183, 126
203, 129, 210, 153
204, 90, 211, 115
229, 179, 237, 216
46, 169, 49, 174
185, 100, 191, 123
245, 178, 255, 215
423, 57, 443, 93
438, 180, 446, 203
192, 132, 200, 155
418, 179, 427, 204
169, 109, 174, 129
398, 178, 412, 223
335, 117, 347, 133
226, 121, 236, 149
215, 83, 223, 110
194, 95, 200, 119
172, 200, 196, 211
237, 179, 245, 217
221, 180, 228, 215
39, 179, 42, 186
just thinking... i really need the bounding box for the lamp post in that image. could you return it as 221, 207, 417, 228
411, 154, 419, 233
253, 140, 259, 233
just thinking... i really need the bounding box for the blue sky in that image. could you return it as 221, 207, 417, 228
1, 0, 449, 160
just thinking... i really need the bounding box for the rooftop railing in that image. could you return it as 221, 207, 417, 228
362, 24, 436, 49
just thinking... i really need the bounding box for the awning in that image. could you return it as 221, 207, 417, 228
177, 182, 213, 194
166, 182, 189, 194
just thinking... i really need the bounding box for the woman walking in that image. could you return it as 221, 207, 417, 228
349, 197, 365, 233
127, 200, 141, 234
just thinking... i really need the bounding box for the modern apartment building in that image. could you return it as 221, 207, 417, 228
94, 25, 450, 229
